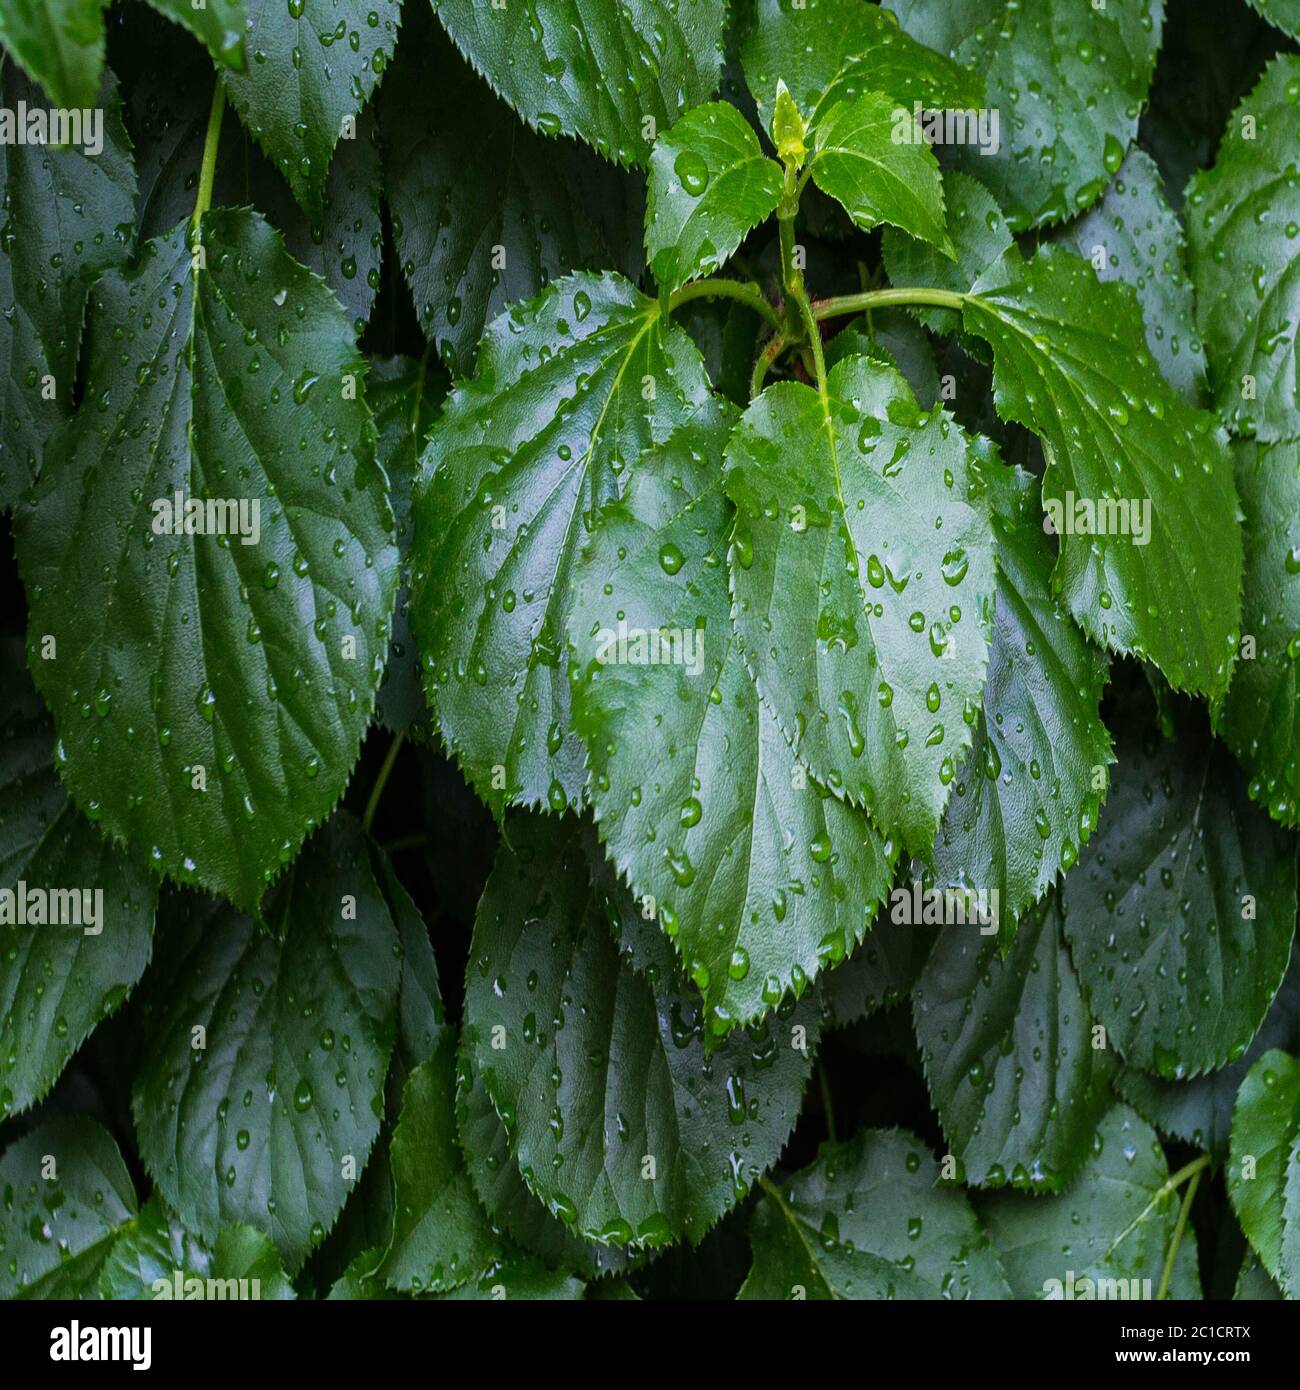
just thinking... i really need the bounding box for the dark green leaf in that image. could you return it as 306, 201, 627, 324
14, 210, 399, 911
569, 414, 896, 1030
914, 894, 1116, 1191
0, 646, 157, 1118
132, 815, 401, 1271
1218, 441, 1300, 828
409, 271, 712, 818
1062, 723, 1297, 1079
739, 1127, 1011, 1299
1187, 56, 1300, 445
884, 0, 1163, 230
962, 245, 1243, 700
223, 0, 402, 215
817, 913, 937, 1029
430, 0, 726, 168
725, 355, 996, 855
464, 813, 817, 1247
0, 1116, 137, 1298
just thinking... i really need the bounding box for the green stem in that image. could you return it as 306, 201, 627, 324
667, 277, 781, 331
812, 286, 968, 321
1157, 1167, 1204, 1301
191, 78, 226, 236
817, 1063, 837, 1144
750, 331, 789, 399
362, 731, 406, 836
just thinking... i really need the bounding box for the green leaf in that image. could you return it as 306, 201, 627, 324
568, 414, 896, 1030
884, 0, 1163, 230
457, 1043, 633, 1278
143, 0, 246, 71
464, 812, 817, 1248
0, 0, 104, 109
739, 1128, 1012, 1299
13, 210, 399, 911
1228, 1048, 1300, 1296
376, 1045, 502, 1293
1187, 55, 1300, 445
981, 1105, 1199, 1299
914, 894, 1116, 1191
430, 0, 726, 168
369, 355, 443, 743
1062, 722, 1297, 1079
1051, 149, 1208, 405
409, 271, 712, 818
132, 815, 401, 1271
1246, 0, 1300, 40
1118, 948, 1300, 1160
808, 92, 952, 254
882, 172, 1013, 338
962, 245, 1243, 700
436, 1257, 585, 1301
739, 0, 981, 133
724, 355, 996, 855
0, 1116, 137, 1298
223, 0, 402, 215
0, 57, 136, 511
646, 101, 782, 296
932, 467, 1113, 932
99, 1197, 295, 1299
0, 646, 158, 1118
1218, 441, 1300, 827
381, 12, 641, 374
1235, 1254, 1284, 1300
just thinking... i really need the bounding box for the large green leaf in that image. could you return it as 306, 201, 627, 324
1051, 149, 1207, 405
0, 1117, 137, 1298
14, 210, 399, 912
132, 815, 401, 1271
409, 271, 712, 818
568, 414, 897, 1031
981, 1105, 1199, 1299
430, 0, 726, 168
738, 0, 981, 133
223, 0, 402, 215
1218, 441, 1300, 828
143, 0, 246, 70
0, 57, 136, 511
808, 92, 952, 254
884, 0, 1164, 230
725, 355, 996, 856
739, 1128, 1012, 1299
1062, 721, 1297, 1079
932, 467, 1113, 932
99, 1196, 295, 1299
645, 101, 782, 296
1187, 56, 1300, 445
376, 1045, 502, 1292
914, 894, 1116, 1192
382, 12, 641, 374
962, 245, 1243, 701
0, 647, 157, 1118
1119, 948, 1300, 1159
0, 0, 103, 109
464, 813, 817, 1248
1228, 1048, 1300, 1296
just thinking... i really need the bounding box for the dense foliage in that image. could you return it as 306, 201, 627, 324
1, 0, 1298, 1302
